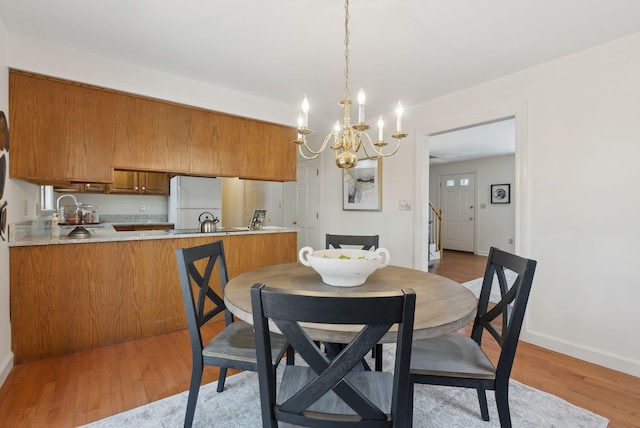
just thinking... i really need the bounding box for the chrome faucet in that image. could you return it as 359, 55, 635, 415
56, 194, 79, 212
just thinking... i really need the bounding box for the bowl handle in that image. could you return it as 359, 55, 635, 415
375, 248, 391, 269
298, 246, 314, 266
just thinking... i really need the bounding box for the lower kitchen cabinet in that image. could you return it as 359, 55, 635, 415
9, 232, 297, 364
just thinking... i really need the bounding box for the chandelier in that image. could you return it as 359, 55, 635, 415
294, 0, 408, 169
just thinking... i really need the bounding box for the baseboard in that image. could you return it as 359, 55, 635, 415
522, 330, 640, 378
0, 351, 14, 388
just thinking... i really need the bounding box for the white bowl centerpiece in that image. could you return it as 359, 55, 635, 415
298, 246, 391, 287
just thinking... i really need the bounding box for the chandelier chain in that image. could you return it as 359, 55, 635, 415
344, 0, 350, 101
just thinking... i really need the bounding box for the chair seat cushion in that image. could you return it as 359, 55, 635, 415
278, 365, 393, 415
203, 322, 288, 364
410, 334, 495, 379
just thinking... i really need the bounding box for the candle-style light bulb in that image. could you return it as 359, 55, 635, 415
395, 102, 404, 133
357, 89, 366, 123
297, 113, 304, 130
334, 120, 341, 133
301, 96, 310, 128
378, 116, 384, 141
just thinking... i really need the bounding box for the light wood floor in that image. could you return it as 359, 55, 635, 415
0, 250, 638, 427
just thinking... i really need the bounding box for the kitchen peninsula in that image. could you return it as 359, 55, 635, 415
9, 225, 298, 364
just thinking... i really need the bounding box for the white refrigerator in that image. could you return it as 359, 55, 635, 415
167, 176, 222, 229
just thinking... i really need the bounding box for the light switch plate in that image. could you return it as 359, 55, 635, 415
399, 200, 412, 210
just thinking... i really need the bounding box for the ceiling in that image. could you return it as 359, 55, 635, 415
429, 118, 515, 165
1, 0, 640, 163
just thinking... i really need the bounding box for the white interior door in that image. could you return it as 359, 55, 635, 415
441, 172, 475, 252
295, 159, 320, 249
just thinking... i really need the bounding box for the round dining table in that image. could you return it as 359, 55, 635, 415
224, 262, 478, 344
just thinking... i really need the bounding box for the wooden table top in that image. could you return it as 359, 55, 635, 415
224, 262, 478, 344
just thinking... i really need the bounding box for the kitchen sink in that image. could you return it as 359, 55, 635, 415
166, 227, 255, 235
166, 229, 201, 234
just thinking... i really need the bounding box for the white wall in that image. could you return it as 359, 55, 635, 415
429, 155, 516, 255
63, 193, 168, 216
411, 33, 640, 376
8, 34, 297, 126
0, 12, 12, 386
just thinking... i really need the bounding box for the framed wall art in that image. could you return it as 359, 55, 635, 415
343, 158, 382, 211
491, 183, 511, 204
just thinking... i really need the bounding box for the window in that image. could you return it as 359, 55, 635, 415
460, 179, 469, 186
446, 180, 455, 187
40, 186, 55, 211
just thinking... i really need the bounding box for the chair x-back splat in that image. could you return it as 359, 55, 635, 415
252, 284, 416, 428
408, 247, 537, 428
326, 233, 384, 371
176, 241, 292, 428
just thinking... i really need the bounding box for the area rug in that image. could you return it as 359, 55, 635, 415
80, 347, 608, 428
461, 269, 518, 303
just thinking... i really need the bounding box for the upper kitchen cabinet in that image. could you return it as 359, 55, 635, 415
9, 71, 115, 183
109, 170, 169, 195
112, 95, 191, 173
9, 70, 297, 183
52, 182, 109, 193
188, 110, 242, 177
243, 119, 297, 181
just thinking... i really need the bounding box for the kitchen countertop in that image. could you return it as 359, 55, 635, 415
7, 222, 298, 247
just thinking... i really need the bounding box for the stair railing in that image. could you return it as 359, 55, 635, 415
428, 201, 443, 259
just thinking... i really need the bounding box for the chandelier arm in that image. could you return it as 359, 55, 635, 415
373, 141, 403, 158
358, 132, 403, 159
297, 145, 320, 160
298, 131, 340, 157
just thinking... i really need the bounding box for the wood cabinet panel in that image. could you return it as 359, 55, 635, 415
52, 182, 109, 193
141, 171, 170, 194
109, 170, 169, 195
189, 110, 243, 177
9, 232, 297, 363
112, 94, 153, 170
8, 72, 114, 183
243, 120, 297, 181
9, 70, 296, 183
109, 170, 138, 193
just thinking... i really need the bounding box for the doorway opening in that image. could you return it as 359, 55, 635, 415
416, 107, 526, 271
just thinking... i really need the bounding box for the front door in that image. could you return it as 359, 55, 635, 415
441, 172, 475, 252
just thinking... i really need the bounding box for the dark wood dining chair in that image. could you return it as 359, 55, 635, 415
251, 284, 416, 428
325, 233, 384, 371
176, 241, 292, 428
326, 233, 379, 251
408, 247, 537, 428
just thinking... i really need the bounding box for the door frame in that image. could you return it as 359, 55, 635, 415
414, 102, 528, 271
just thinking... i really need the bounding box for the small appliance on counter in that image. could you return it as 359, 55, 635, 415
199, 211, 220, 233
